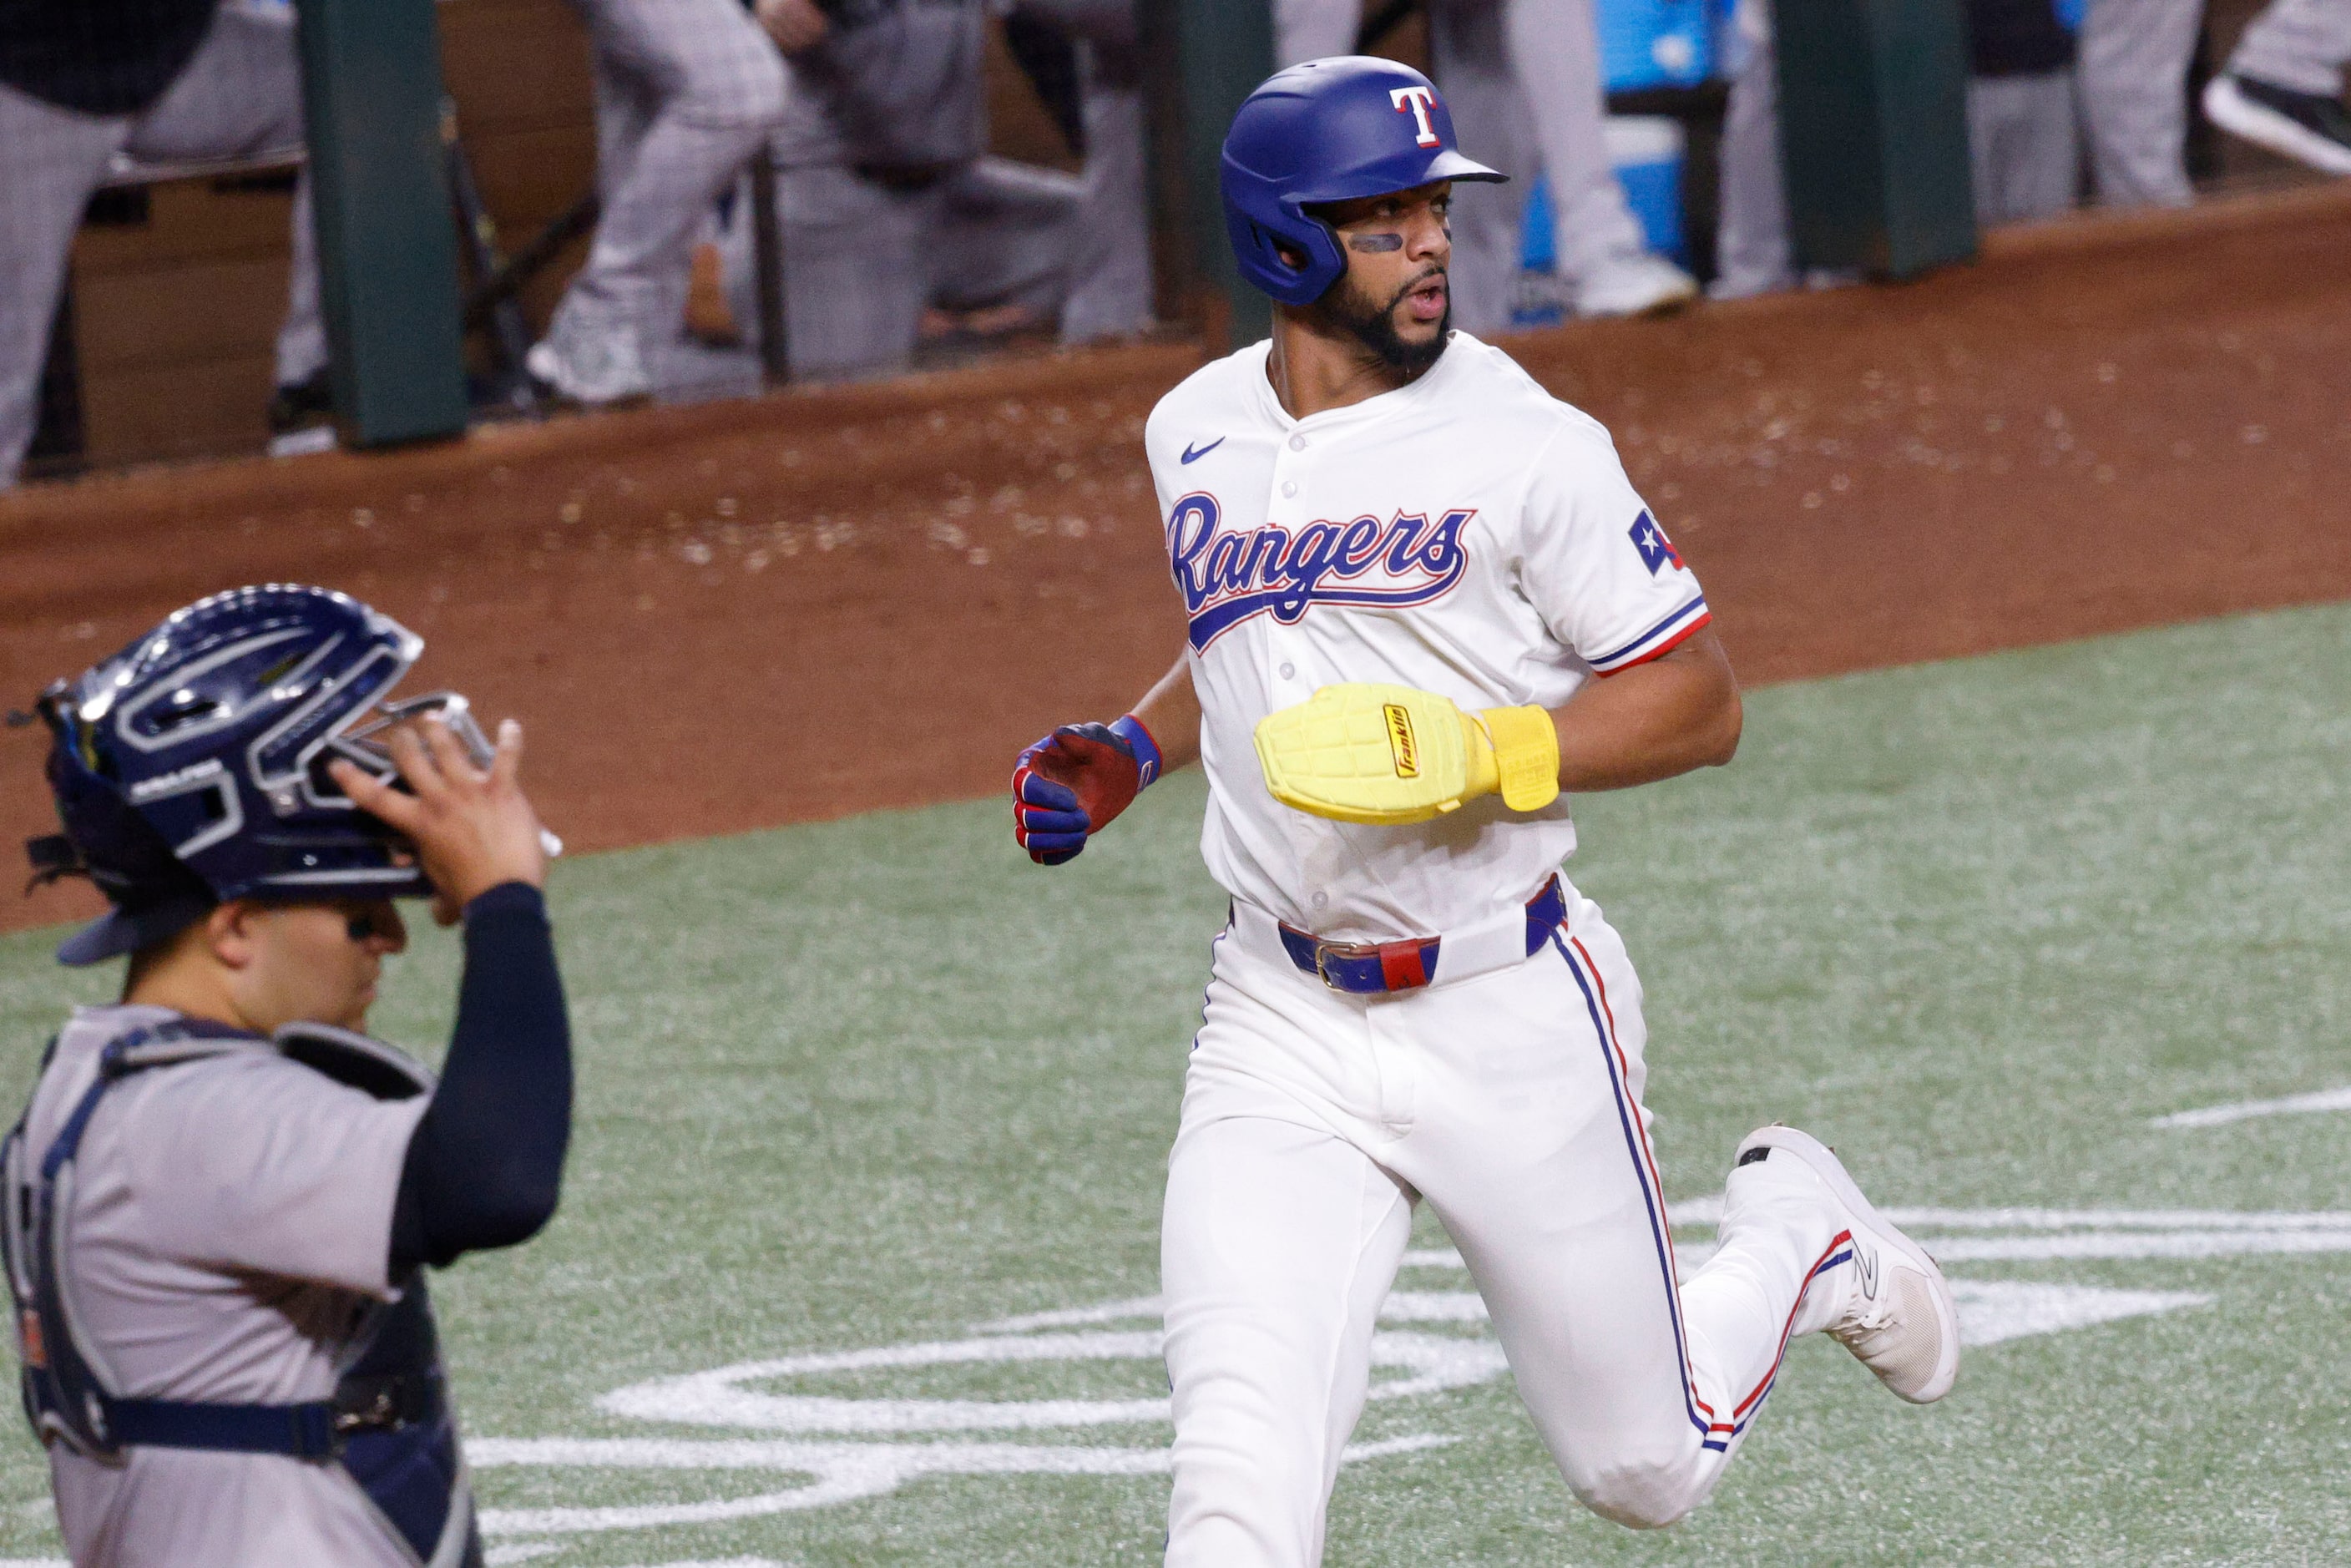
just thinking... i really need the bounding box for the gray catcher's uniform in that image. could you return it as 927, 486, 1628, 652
3, 1006, 474, 1567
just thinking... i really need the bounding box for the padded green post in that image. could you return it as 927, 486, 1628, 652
1774, 0, 1978, 280
293, 0, 468, 448
1173, 0, 1276, 348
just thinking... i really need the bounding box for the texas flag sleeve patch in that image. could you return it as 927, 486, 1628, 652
1628, 509, 1685, 574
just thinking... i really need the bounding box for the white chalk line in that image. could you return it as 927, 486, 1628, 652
596, 1329, 1504, 1434
1950, 1282, 2212, 1346
473, 1434, 1450, 1538
977, 1295, 1160, 1333
463, 1203, 2315, 1546
1409, 1209, 2351, 1275
488, 1557, 787, 1568
1378, 1280, 2209, 1346
2151, 1085, 2351, 1128
0, 1553, 801, 1567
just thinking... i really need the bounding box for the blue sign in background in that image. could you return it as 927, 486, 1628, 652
1595, 0, 1716, 90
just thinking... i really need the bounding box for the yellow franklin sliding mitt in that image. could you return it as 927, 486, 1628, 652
1252, 683, 1560, 826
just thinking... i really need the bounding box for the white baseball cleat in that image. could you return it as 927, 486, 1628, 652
2202, 73, 2351, 177
1733, 1125, 1961, 1404
526, 327, 652, 408
1572, 253, 1700, 319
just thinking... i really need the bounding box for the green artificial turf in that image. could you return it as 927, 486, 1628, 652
0, 602, 2345, 1565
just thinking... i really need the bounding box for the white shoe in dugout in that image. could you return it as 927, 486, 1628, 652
1731, 1125, 1962, 1405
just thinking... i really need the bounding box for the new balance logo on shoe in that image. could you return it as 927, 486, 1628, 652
1853, 1243, 1880, 1303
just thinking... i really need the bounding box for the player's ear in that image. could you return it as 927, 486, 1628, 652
206, 899, 265, 972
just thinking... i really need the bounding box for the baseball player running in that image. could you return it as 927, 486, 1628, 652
6, 584, 570, 1566
1011, 59, 1958, 1562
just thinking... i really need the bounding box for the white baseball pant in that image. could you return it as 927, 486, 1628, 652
2232, 0, 2351, 96
1967, 72, 2081, 225
1014, 0, 1153, 343
1711, 0, 1793, 299
543, 0, 786, 370
2077, 0, 2205, 209
1162, 886, 1848, 1565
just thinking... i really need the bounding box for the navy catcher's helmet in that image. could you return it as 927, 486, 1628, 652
1221, 56, 1505, 307
28, 584, 498, 966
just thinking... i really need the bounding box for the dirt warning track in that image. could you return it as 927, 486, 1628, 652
5, 187, 2348, 936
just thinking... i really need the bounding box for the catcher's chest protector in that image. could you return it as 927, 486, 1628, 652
1, 1019, 483, 1568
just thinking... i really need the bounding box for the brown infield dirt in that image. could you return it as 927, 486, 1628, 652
4, 186, 2348, 938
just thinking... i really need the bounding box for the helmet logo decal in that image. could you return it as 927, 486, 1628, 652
1390, 86, 1441, 148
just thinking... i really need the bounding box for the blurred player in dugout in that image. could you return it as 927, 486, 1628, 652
709, 0, 1147, 381
524, 0, 791, 405
1275, 0, 1702, 326
0, 0, 328, 489
1714, 0, 2348, 297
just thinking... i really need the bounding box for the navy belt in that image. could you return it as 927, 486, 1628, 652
101, 1372, 442, 1460
106, 1398, 340, 1459
1278, 877, 1567, 995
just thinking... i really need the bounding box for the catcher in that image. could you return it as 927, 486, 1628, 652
5, 584, 569, 1567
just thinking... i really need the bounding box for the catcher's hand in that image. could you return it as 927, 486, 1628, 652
1013, 716, 1163, 865
1252, 683, 1559, 826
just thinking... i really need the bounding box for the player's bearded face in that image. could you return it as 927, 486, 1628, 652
1309, 182, 1454, 376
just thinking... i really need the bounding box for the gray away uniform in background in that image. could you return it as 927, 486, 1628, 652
1017, 0, 1153, 344
0, 0, 323, 488
2076, 0, 2204, 208
731, 0, 1074, 381
2231, 0, 2351, 94
1710, 0, 1793, 298
1964, 0, 2081, 225
2204, 0, 2351, 174
531, 0, 788, 402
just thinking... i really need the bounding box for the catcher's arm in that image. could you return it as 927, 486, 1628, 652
1013, 658, 1199, 865
1256, 630, 1739, 825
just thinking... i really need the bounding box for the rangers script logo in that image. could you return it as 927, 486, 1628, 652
1167, 492, 1474, 651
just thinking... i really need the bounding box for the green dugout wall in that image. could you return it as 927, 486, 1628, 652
1773, 0, 1978, 279
1152, 0, 1278, 349
294, 0, 469, 449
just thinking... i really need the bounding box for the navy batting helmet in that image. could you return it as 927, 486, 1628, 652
28, 584, 499, 965
1221, 56, 1505, 307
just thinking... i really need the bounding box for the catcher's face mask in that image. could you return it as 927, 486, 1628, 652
308, 690, 498, 804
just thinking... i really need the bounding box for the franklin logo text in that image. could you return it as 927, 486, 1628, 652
1383, 704, 1419, 778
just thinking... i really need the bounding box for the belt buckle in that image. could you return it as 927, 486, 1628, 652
1312, 939, 1381, 993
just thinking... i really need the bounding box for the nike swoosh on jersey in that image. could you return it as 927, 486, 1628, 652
1181, 438, 1226, 464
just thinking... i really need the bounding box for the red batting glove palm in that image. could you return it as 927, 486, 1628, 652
1011, 717, 1162, 866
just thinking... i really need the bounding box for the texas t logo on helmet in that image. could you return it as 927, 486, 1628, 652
1218, 56, 1506, 306
1389, 84, 1442, 147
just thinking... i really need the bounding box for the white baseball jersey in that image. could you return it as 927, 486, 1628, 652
1143, 332, 1709, 942
24, 1004, 428, 1567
